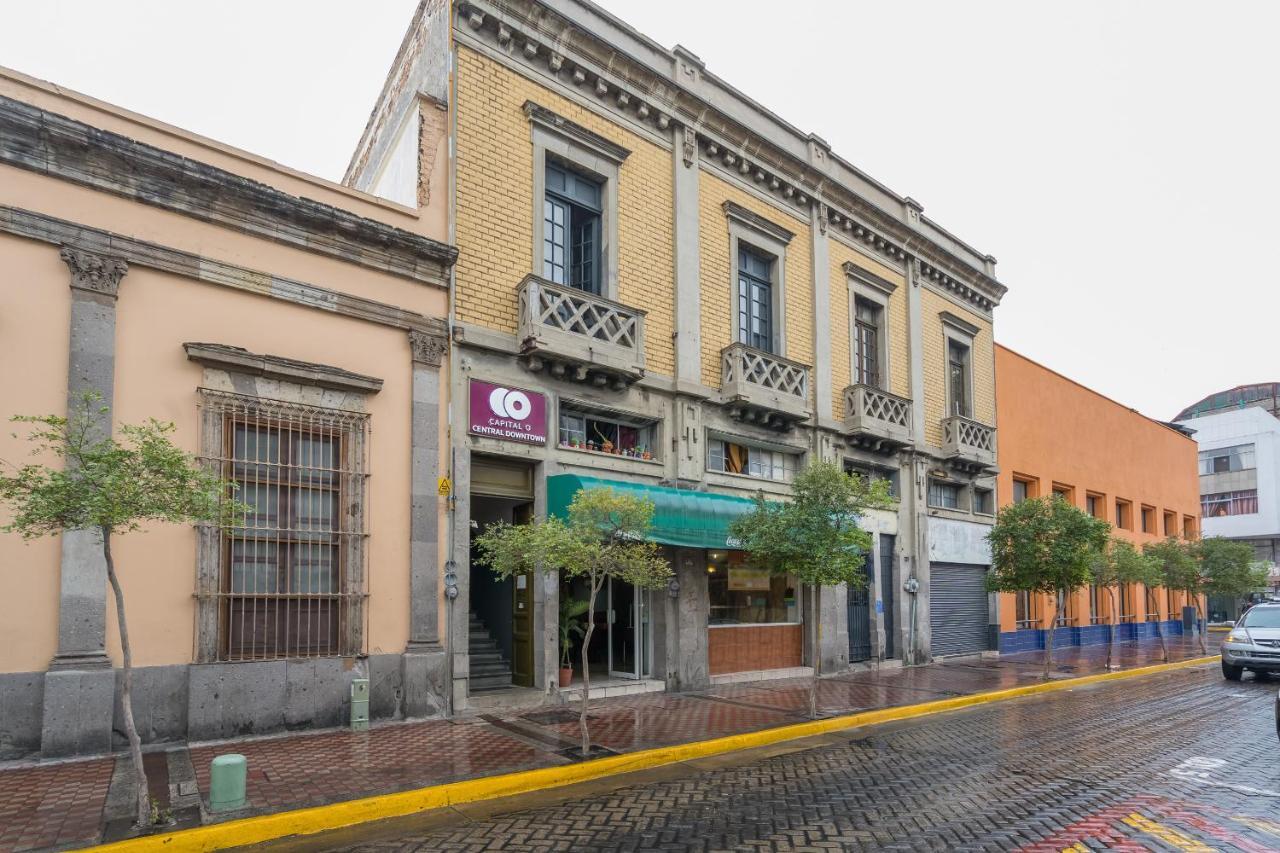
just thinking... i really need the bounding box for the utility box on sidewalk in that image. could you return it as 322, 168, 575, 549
351, 678, 370, 731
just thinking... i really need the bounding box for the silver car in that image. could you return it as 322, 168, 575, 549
1221, 603, 1280, 680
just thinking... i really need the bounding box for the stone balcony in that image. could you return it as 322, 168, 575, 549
516, 274, 646, 389
843, 384, 914, 452
941, 414, 998, 472
720, 342, 811, 430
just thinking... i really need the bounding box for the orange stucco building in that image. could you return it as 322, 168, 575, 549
994, 345, 1201, 651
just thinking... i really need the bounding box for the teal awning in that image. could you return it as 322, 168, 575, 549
545, 474, 760, 550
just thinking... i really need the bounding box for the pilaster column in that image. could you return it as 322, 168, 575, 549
672, 123, 702, 389
50, 246, 127, 671
42, 246, 126, 758
403, 326, 450, 718
810, 202, 833, 423
406, 327, 448, 651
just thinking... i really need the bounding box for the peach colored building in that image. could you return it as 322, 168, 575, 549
0, 69, 456, 758
994, 345, 1201, 651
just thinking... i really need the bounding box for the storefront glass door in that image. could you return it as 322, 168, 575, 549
608, 578, 651, 679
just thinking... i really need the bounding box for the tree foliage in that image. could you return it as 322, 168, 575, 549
0, 395, 243, 828
1100, 538, 1165, 662
474, 486, 671, 755
729, 460, 892, 717
987, 496, 1111, 676
1197, 537, 1269, 600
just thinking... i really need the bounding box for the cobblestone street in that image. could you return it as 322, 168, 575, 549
312, 663, 1280, 852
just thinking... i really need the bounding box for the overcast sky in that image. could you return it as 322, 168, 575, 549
3, 1, 1275, 421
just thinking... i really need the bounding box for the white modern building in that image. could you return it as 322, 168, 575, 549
1176, 405, 1280, 616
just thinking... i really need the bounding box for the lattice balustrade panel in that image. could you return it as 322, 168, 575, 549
849, 386, 911, 428
945, 416, 996, 452
722, 345, 808, 399
528, 280, 639, 350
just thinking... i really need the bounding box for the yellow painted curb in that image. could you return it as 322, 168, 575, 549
91, 655, 1217, 852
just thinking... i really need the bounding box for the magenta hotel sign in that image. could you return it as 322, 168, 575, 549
468, 379, 547, 445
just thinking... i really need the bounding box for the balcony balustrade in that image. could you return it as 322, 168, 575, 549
516, 274, 645, 388
720, 342, 810, 430
843, 384, 914, 451
941, 413, 997, 472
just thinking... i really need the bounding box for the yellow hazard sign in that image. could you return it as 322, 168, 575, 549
437, 477, 452, 496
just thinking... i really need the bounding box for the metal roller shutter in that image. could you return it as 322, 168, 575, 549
929, 562, 989, 657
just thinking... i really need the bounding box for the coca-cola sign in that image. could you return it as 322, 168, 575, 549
468, 379, 547, 445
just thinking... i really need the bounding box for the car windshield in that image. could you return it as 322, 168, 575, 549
1242, 607, 1280, 628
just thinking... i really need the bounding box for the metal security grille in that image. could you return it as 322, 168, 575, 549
929, 563, 989, 657
200, 391, 368, 661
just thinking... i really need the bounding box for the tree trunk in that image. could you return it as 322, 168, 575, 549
809, 585, 820, 720
1043, 593, 1061, 679
1154, 600, 1169, 662
1105, 587, 1117, 670
103, 527, 151, 828
1192, 593, 1207, 654
579, 576, 603, 757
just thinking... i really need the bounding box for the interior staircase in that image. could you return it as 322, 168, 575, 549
468, 612, 514, 693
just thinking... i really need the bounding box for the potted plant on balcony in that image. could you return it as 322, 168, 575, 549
641, 446, 652, 461
558, 595, 589, 687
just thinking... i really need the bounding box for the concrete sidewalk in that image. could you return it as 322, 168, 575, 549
0, 636, 1215, 852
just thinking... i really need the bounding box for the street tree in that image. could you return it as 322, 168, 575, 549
474, 487, 671, 757
1146, 537, 1207, 653
1198, 535, 1269, 622
1101, 539, 1165, 663
730, 460, 892, 719
0, 396, 243, 828
987, 496, 1110, 678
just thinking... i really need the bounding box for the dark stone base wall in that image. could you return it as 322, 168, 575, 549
1, 652, 447, 760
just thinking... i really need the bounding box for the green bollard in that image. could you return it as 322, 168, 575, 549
209, 753, 247, 812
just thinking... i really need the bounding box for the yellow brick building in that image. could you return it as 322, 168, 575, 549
348, 0, 1010, 705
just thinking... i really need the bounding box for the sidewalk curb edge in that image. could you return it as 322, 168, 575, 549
89, 655, 1218, 852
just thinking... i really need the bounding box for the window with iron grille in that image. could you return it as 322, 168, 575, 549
1145, 586, 1160, 621
1015, 590, 1039, 629
199, 391, 368, 661
927, 479, 960, 509
1055, 590, 1073, 627
1089, 584, 1105, 624
1118, 583, 1136, 623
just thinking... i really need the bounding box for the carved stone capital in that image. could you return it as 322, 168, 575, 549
409, 328, 448, 367
60, 245, 127, 297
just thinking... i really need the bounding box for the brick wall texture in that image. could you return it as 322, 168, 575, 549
828, 241, 909, 418
454, 45, 995, 435
696, 173, 813, 390
454, 46, 676, 377
921, 289, 996, 447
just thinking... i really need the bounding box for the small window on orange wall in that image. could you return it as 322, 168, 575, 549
1182, 515, 1197, 539
1163, 510, 1177, 537
1140, 505, 1156, 534
1086, 492, 1106, 520
1011, 475, 1038, 504
1115, 498, 1133, 530
1052, 483, 1075, 504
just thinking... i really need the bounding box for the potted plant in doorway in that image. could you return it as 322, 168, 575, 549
558, 595, 589, 687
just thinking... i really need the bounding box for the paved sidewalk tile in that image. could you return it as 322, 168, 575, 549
0, 635, 1212, 851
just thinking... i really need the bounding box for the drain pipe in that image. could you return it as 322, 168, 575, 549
904, 576, 920, 666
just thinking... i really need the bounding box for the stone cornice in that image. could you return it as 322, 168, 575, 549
523, 101, 630, 163
722, 201, 794, 245
455, 0, 1008, 311
940, 311, 981, 337
60, 246, 127, 297
0, 95, 458, 289
843, 261, 897, 297
184, 342, 384, 394
1, 205, 450, 337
